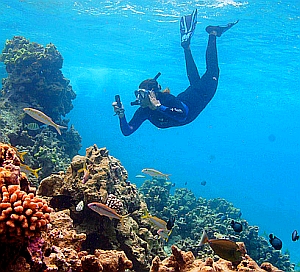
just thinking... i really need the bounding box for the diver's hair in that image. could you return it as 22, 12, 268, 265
139, 79, 161, 91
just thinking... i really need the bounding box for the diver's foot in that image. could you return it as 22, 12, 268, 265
180, 9, 197, 49
206, 20, 239, 37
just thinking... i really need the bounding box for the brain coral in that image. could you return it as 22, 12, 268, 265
0, 142, 52, 241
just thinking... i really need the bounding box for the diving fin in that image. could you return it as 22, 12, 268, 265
206, 20, 239, 37
180, 9, 197, 49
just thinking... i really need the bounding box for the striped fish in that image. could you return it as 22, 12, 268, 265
88, 202, 128, 226
23, 107, 67, 135
142, 211, 167, 229
25, 122, 40, 131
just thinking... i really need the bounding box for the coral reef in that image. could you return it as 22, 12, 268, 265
0, 36, 75, 120
140, 178, 294, 271
0, 142, 52, 270
0, 143, 52, 240
0, 36, 82, 180
37, 144, 166, 272
150, 245, 284, 272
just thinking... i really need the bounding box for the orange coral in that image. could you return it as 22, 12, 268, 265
0, 142, 52, 240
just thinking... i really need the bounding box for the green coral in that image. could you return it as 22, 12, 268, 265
140, 179, 294, 271
0, 36, 75, 121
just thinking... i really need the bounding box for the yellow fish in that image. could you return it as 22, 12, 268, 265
141, 168, 170, 180
20, 163, 42, 178
142, 211, 167, 229
23, 107, 67, 135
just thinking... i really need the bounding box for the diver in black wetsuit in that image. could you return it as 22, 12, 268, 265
113, 9, 238, 136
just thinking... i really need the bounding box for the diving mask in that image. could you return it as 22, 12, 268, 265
131, 89, 151, 106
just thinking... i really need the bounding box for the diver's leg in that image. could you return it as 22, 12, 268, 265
204, 33, 219, 80
184, 48, 201, 87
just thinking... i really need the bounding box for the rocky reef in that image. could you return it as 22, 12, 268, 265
140, 178, 294, 271
0, 143, 293, 271
37, 144, 167, 272
0, 36, 82, 181
150, 244, 283, 272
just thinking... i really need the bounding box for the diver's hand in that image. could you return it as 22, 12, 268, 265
149, 91, 161, 110
112, 102, 125, 118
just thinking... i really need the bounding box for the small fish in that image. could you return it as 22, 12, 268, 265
201, 180, 207, 186
199, 230, 242, 262
135, 174, 146, 178
20, 163, 41, 178
171, 183, 175, 187
141, 168, 170, 180
78, 162, 90, 184
230, 220, 243, 233
76, 200, 84, 212
23, 107, 67, 135
50, 195, 74, 209
25, 122, 40, 131
292, 230, 299, 242
88, 202, 128, 226
269, 234, 282, 250
166, 216, 176, 230
184, 181, 187, 186
157, 228, 172, 242
142, 211, 167, 229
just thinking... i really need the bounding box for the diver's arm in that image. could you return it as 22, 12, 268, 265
156, 103, 188, 122
149, 91, 188, 122
119, 109, 147, 136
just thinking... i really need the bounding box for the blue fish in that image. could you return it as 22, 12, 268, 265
269, 234, 282, 250
292, 230, 299, 242
230, 220, 243, 233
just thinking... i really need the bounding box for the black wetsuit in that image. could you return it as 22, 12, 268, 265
120, 34, 219, 136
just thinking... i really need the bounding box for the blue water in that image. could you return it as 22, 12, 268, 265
1, 0, 299, 265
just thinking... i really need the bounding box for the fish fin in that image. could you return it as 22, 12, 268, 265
141, 210, 150, 219
199, 230, 209, 246
33, 167, 42, 178
165, 229, 173, 242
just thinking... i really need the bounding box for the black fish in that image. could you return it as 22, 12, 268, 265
230, 220, 243, 233
201, 180, 207, 186
292, 230, 299, 242
50, 194, 74, 209
167, 216, 176, 230
269, 234, 282, 250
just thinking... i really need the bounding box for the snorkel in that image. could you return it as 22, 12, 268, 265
130, 72, 161, 106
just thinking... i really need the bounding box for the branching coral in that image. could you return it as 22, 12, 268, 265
0, 142, 52, 241
0, 184, 52, 239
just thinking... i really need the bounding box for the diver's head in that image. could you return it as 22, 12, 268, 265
130, 72, 162, 107
138, 79, 161, 92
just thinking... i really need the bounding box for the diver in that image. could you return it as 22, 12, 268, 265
113, 9, 238, 136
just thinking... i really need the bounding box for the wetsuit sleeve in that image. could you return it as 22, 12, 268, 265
156, 100, 189, 122
119, 108, 148, 136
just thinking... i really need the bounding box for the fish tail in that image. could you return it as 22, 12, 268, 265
199, 230, 209, 246
33, 167, 42, 178
165, 229, 173, 242
54, 124, 67, 135
165, 174, 171, 180
141, 210, 149, 219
